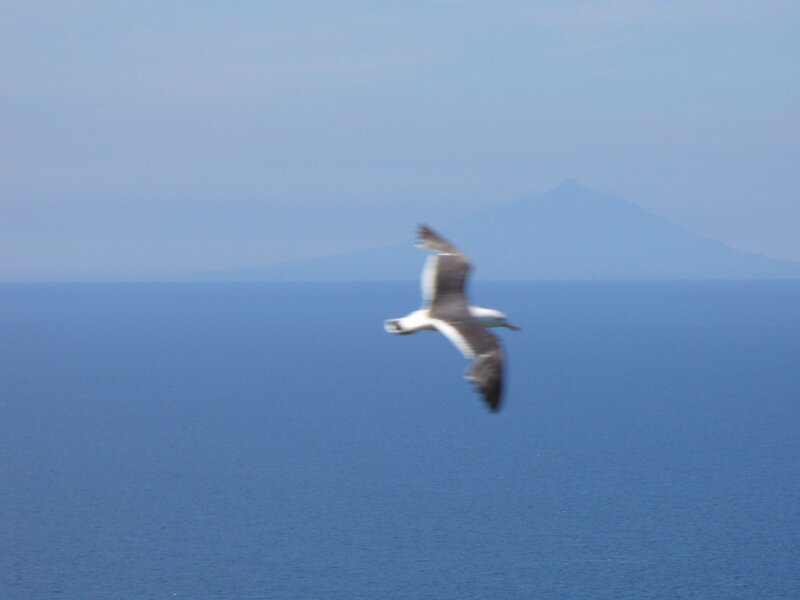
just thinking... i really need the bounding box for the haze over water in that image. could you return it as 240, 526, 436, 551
1, 282, 798, 599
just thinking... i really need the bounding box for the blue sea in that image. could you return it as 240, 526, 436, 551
1, 282, 798, 599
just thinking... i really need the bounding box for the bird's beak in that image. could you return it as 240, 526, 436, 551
506, 323, 520, 331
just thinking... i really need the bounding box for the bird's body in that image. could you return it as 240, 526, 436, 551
385, 306, 511, 335
384, 225, 518, 411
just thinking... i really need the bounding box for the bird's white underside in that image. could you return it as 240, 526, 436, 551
428, 318, 476, 359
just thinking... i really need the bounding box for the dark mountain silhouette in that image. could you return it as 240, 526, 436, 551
191, 179, 800, 281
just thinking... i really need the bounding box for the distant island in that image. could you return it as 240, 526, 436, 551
190, 179, 800, 281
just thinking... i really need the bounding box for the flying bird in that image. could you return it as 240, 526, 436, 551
384, 225, 518, 411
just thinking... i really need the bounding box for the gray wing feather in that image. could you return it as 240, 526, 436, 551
431, 317, 504, 412
416, 224, 472, 309
416, 224, 464, 255
426, 254, 470, 312
467, 348, 503, 412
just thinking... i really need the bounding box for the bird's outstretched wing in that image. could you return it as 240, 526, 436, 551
416, 224, 472, 308
429, 317, 504, 412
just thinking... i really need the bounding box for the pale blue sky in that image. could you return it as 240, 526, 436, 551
1, 1, 798, 279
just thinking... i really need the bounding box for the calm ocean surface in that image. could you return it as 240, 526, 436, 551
1, 282, 798, 599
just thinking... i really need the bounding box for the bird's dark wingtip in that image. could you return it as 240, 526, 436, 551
482, 386, 503, 412
415, 224, 461, 254
466, 350, 504, 413
414, 224, 431, 248
485, 398, 502, 412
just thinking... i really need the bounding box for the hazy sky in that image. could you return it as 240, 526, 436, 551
1, 1, 798, 279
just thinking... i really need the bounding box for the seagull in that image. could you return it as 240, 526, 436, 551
384, 224, 519, 411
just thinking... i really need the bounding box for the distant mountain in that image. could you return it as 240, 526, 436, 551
191, 179, 800, 281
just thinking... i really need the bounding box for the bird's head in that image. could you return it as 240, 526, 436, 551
472, 307, 520, 331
